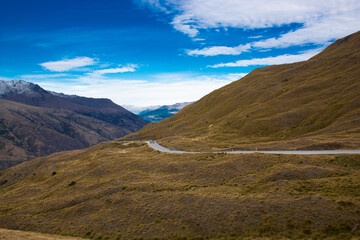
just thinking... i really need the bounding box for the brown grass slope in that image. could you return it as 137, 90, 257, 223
125, 31, 360, 151
0, 228, 85, 240
0, 141, 359, 239
0, 99, 137, 170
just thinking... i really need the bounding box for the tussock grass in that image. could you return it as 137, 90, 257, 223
0, 228, 85, 240
0, 141, 359, 239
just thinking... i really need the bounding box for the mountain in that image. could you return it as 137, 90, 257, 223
0, 141, 359, 239
0, 80, 149, 169
0, 80, 148, 131
123, 105, 162, 114
124, 31, 360, 151
137, 102, 193, 122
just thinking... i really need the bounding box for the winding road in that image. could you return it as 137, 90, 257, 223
146, 140, 360, 155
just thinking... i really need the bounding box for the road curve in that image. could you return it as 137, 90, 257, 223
146, 141, 360, 155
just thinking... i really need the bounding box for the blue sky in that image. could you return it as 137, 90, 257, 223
1, 0, 360, 107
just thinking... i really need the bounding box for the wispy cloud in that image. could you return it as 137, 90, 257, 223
171, 15, 199, 38
136, 0, 170, 13
90, 64, 138, 77
40, 57, 97, 72
187, 44, 251, 56
138, 0, 360, 49
210, 48, 322, 68
251, 14, 360, 49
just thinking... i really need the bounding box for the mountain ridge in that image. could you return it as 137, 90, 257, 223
0, 80, 149, 169
124, 30, 360, 151
0, 80, 147, 131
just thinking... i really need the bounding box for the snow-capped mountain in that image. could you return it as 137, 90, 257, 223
0, 80, 43, 96
0, 79, 149, 169
0, 80, 79, 99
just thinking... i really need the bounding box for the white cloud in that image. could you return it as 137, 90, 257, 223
171, 15, 199, 38
33, 72, 246, 107
139, 0, 360, 49
90, 64, 138, 76
251, 13, 360, 48
40, 57, 97, 72
187, 44, 250, 56
210, 48, 322, 68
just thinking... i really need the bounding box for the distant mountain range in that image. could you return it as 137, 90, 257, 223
125, 102, 193, 122
125, 30, 360, 151
137, 102, 193, 122
0, 80, 149, 169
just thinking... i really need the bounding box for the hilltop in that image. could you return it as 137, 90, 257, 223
0, 80, 149, 169
124, 31, 360, 151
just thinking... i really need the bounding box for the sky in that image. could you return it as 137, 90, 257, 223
1, 0, 360, 107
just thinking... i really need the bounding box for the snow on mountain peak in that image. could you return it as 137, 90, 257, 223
0, 79, 75, 99
48, 90, 77, 99
0, 80, 38, 96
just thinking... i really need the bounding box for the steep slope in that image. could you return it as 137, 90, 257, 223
125, 31, 360, 151
0, 80, 149, 169
0, 141, 359, 239
138, 102, 193, 122
0, 99, 138, 169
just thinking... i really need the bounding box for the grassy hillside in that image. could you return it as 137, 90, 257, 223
124, 31, 360, 151
0, 141, 359, 239
0, 228, 85, 240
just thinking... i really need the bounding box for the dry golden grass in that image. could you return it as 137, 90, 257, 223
0, 228, 85, 240
0, 141, 359, 239
124, 31, 360, 152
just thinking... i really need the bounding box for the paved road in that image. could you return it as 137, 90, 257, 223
146, 141, 360, 155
